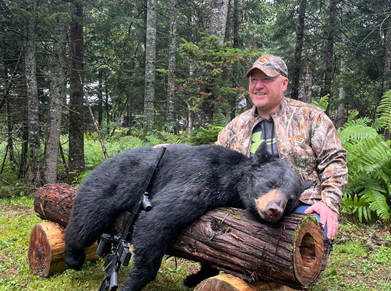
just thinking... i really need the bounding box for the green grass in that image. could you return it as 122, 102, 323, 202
0, 197, 198, 291
1, 199, 391, 291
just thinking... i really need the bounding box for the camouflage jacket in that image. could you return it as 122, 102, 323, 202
216, 97, 348, 213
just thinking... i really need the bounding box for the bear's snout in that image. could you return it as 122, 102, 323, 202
255, 189, 288, 223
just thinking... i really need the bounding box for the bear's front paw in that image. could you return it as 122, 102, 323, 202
64, 245, 86, 270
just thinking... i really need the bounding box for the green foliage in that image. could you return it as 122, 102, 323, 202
340, 110, 391, 224
189, 124, 224, 145
311, 95, 329, 111
146, 131, 189, 146
377, 90, 391, 135
175, 34, 262, 126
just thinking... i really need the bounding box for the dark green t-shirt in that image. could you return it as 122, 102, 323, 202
250, 118, 279, 158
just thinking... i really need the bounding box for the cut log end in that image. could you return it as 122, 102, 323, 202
293, 216, 325, 287
28, 222, 99, 277
28, 223, 53, 277
194, 274, 297, 291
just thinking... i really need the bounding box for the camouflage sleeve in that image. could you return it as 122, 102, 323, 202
215, 126, 230, 147
311, 112, 348, 214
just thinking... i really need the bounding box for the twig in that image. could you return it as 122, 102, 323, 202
78, 73, 109, 159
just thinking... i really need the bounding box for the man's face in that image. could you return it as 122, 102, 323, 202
248, 69, 288, 117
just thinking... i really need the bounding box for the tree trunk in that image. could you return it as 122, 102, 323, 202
321, 0, 337, 115
31, 184, 329, 289
291, 0, 307, 100
98, 70, 103, 126
144, 0, 157, 132
44, 6, 68, 184
68, 0, 85, 182
302, 50, 314, 104
166, 0, 177, 133
18, 122, 29, 179
230, 0, 241, 120
209, 0, 229, 45
336, 56, 346, 129
6, 88, 16, 165
383, 17, 391, 93
25, 0, 41, 192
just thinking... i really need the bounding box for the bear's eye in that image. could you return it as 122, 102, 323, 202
267, 181, 280, 188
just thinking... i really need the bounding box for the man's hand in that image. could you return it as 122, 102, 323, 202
304, 202, 338, 240
153, 144, 169, 148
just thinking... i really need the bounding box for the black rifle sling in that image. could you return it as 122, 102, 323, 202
120, 146, 167, 239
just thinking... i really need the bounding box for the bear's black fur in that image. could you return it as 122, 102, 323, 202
64, 143, 311, 291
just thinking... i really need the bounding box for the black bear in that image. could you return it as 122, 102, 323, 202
64, 143, 311, 291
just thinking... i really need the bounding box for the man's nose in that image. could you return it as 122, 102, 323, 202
255, 79, 264, 88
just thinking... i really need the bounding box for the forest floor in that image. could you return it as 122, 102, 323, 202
1, 197, 391, 291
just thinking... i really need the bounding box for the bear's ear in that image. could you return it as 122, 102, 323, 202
301, 181, 313, 191
251, 141, 274, 165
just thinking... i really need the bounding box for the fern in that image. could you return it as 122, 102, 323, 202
377, 90, 391, 133
342, 194, 371, 223
159, 131, 190, 145
311, 95, 329, 111
340, 115, 391, 224
146, 131, 190, 146
363, 188, 390, 221
338, 124, 378, 145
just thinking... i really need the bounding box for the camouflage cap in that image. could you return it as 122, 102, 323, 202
246, 55, 288, 78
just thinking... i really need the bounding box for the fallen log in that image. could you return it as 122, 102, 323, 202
30, 184, 330, 289
28, 221, 99, 277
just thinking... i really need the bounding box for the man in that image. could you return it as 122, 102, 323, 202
184, 55, 348, 288
216, 55, 347, 240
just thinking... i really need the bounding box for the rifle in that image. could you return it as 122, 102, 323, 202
97, 146, 167, 291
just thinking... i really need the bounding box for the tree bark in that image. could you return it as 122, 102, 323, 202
44, 4, 68, 184
321, 0, 337, 115
336, 56, 346, 129
230, 0, 241, 120
291, 0, 307, 100
32, 184, 329, 289
209, 0, 229, 45
18, 122, 29, 179
68, 0, 85, 182
144, 0, 157, 132
98, 70, 103, 126
25, 0, 41, 192
383, 17, 391, 93
302, 50, 314, 104
166, 0, 177, 133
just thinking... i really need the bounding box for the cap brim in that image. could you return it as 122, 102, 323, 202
246, 67, 280, 78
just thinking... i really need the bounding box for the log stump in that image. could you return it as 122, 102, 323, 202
194, 274, 296, 291
30, 184, 330, 289
28, 221, 99, 277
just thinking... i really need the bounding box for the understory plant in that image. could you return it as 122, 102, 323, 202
340, 90, 391, 224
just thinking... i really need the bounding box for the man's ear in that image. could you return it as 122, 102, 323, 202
251, 141, 274, 165
282, 76, 289, 92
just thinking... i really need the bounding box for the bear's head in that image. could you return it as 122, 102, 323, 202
239, 142, 312, 223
